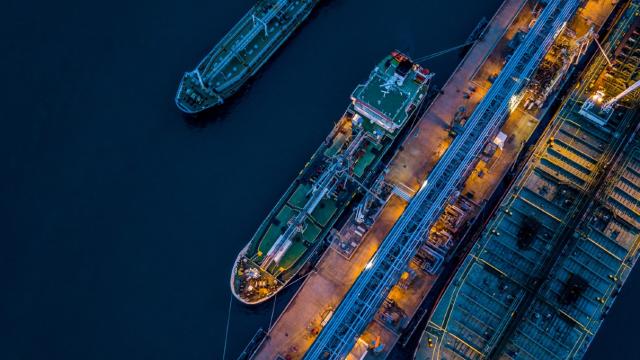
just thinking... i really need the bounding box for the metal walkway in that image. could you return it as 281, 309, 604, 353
303, 0, 581, 358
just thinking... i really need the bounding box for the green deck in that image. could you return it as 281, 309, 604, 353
290, 183, 312, 209
195, 0, 316, 92
311, 198, 339, 226
353, 75, 410, 125
351, 56, 427, 127
277, 241, 308, 270
274, 221, 323, 271
301, 220, 322, 244
353, 142, 380, 178
256, 205, 296, 259
360, 116, 385, 136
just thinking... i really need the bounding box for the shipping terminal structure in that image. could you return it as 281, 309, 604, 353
231, 52, 433, 305
175, 0, 318, 114
296, 0, 640, 359
416, 2, 640, 359
223, 0, 640, 358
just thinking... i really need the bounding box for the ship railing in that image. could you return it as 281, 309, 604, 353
206, 0, 315, 91
303, 0, 581, 358
193, 7, 263, 74
209, 24, 287, 92
199, 0, 294, 81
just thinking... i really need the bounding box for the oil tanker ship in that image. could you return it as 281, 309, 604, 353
175, 0, 318, 114
230, 52, 433, 304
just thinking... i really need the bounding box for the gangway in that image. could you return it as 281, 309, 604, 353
303, 1, 581, 358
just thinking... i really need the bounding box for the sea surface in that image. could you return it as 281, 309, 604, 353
1, 0, 637, 359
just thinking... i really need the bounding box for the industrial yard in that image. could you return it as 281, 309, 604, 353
239, 0, 640, 359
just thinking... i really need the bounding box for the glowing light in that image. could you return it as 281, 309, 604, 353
592, 90, 605, 104
365, 261, 373, 269
508, 94, 520, 113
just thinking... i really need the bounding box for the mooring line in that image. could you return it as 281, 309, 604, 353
222, 294, 233, 359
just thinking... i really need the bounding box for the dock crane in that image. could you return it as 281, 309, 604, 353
571, 26, 615, 66
602, 78, 640, 111
580, 79, 640, 126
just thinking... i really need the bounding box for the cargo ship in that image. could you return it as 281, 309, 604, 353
175, 0, 318, 114
231, 52, 433, 304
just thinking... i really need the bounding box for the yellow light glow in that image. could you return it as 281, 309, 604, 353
592, 90, 605, 104
509, 94, 520, 113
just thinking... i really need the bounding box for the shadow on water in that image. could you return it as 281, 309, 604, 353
180, 97, 236, 128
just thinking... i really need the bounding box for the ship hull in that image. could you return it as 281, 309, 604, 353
229, 116, 352, 305
175, 0, 319, 114
230, 244, 278, 305
230, 107, 427, 305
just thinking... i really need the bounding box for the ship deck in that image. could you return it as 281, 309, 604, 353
233, 117, 354, 303
196, 0, 315, 91
352, 70, 424, 127
175, 0, 316, 113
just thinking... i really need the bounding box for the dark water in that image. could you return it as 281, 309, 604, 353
1, 0, 636, 359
